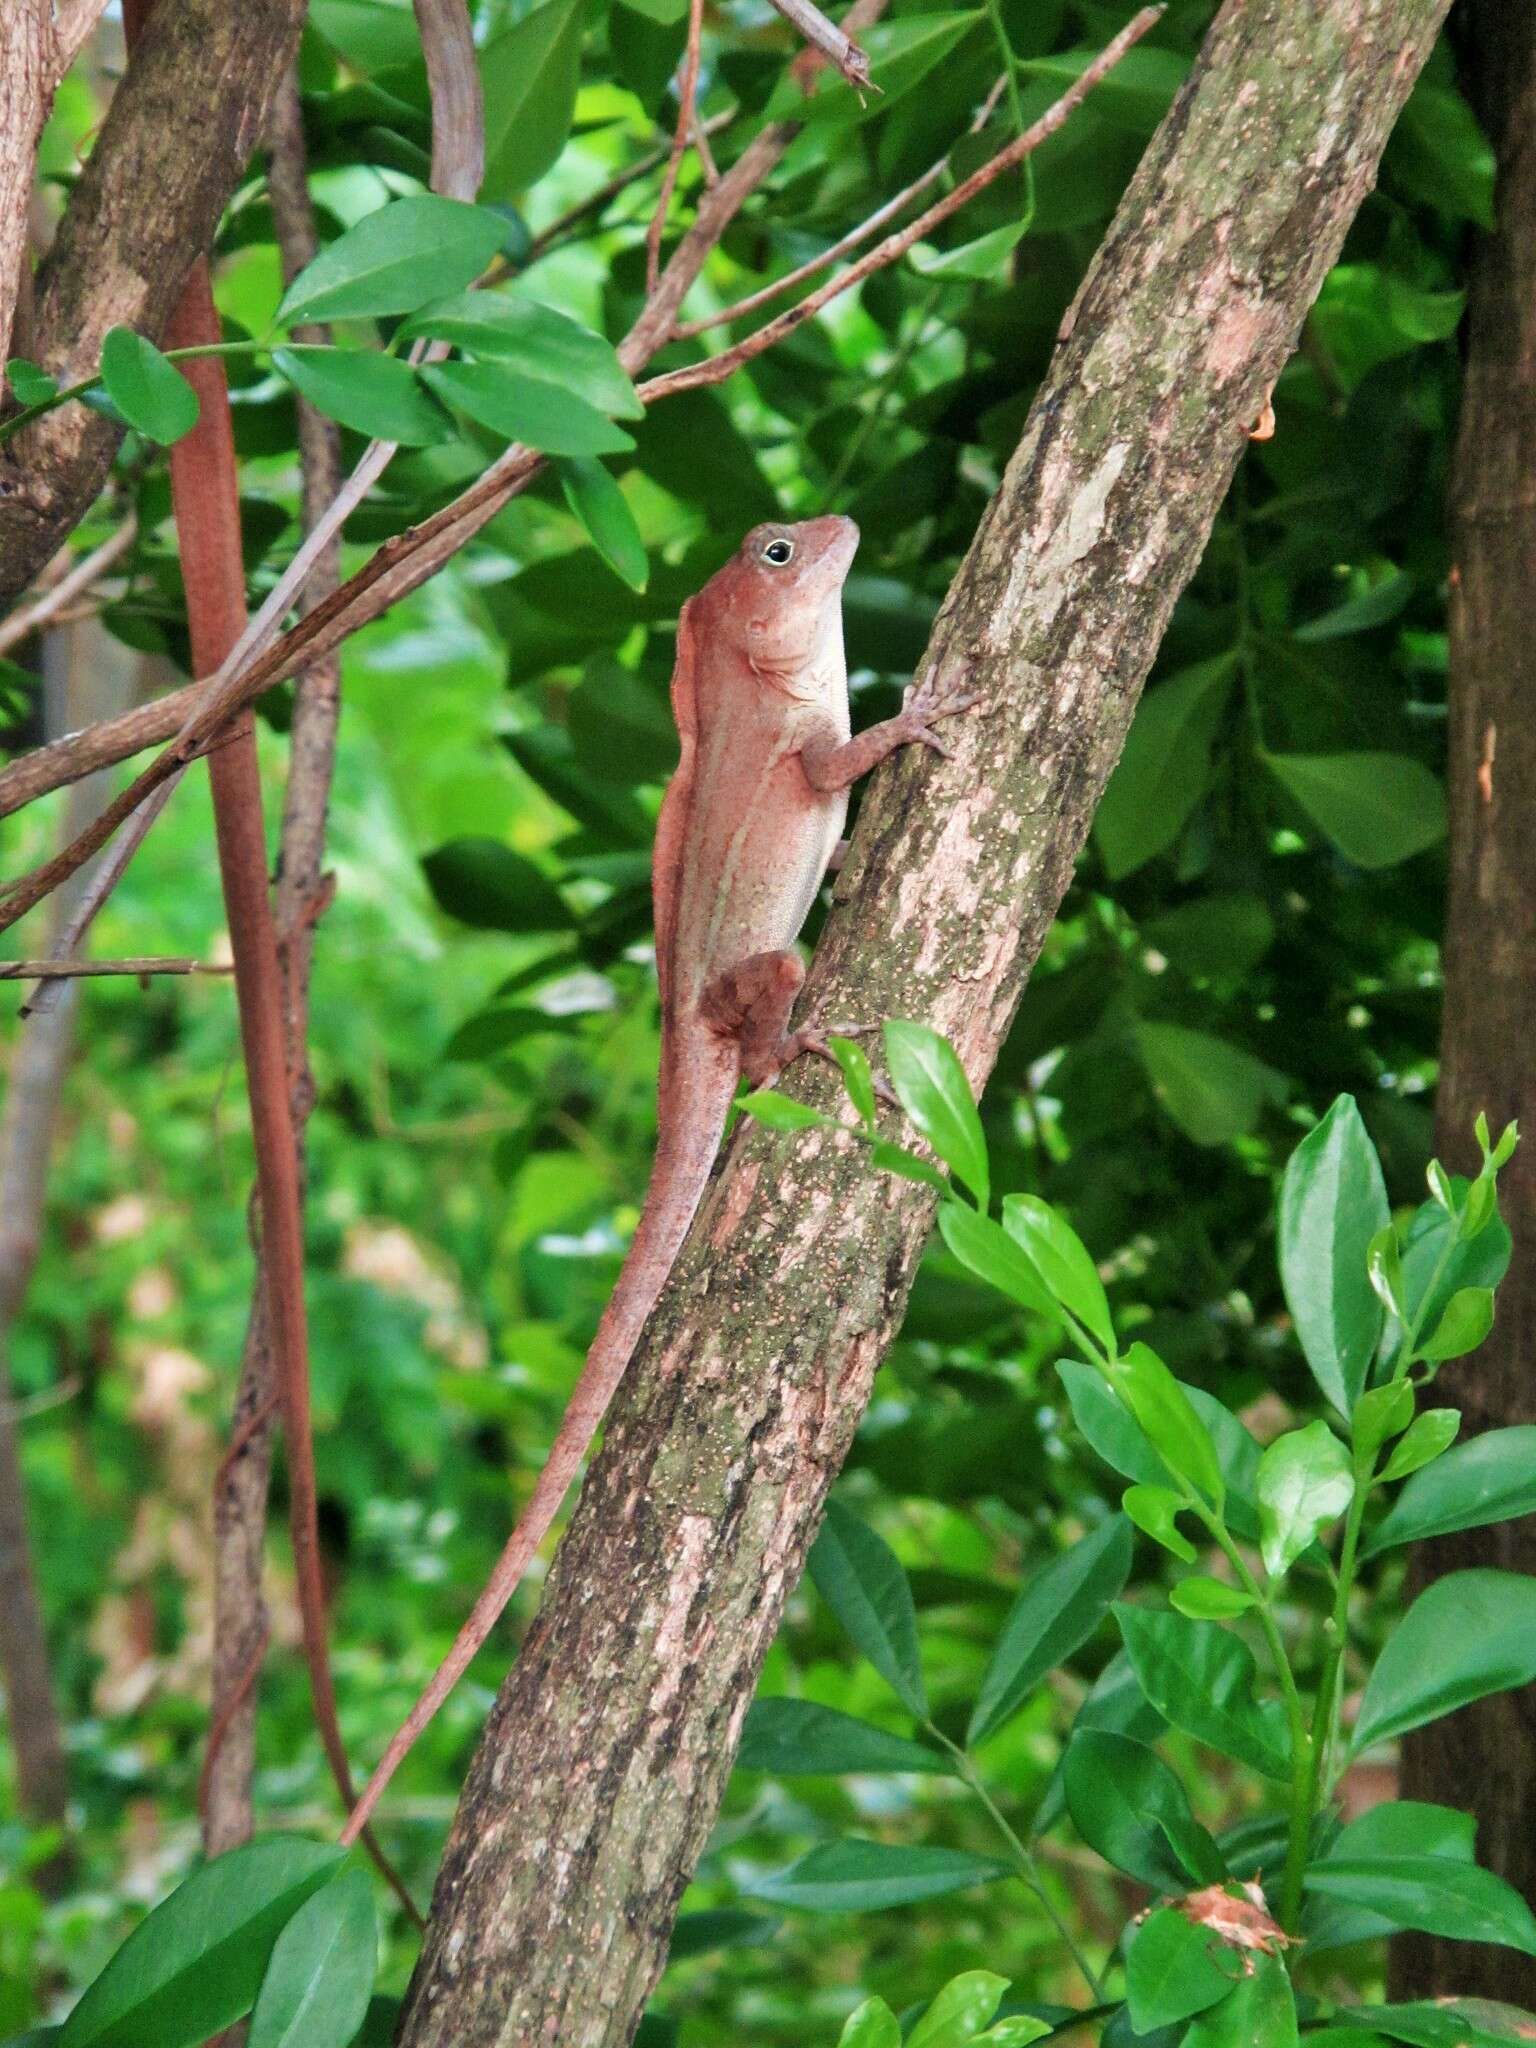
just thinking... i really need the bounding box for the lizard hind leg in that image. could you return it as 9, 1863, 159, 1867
702, 950, 876, 1090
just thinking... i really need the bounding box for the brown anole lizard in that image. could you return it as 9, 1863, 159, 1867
342, 513, 976, 1842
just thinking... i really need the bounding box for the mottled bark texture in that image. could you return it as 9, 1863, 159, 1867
0, 0, 52, 368
0, 0, 304, 606
399, 7, 1450, 2043
1393, 0, 1536, 2008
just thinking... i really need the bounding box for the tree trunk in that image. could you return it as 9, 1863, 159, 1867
0, 0, 51, 367
395, 5, 1451, 2043
0, 0, 305, 607
1392, 0, 1536, 2008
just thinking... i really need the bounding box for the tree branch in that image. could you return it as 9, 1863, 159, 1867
395, 4, 1452, 2041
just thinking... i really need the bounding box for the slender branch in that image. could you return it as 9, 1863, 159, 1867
0, 517, 137, 658
639, 7, 1165, 405
669, 74, 1008, 342
2, 954, 232, 980
765, 0, 872, 91
646, 0, 708, 295
48, 0, 109, 83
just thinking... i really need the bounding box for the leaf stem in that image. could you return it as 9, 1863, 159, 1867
0, 340, 266, 446
927, 1723, 1107, 2000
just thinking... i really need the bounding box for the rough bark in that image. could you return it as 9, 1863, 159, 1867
397, 6, 1451, 2043
0, 0, 52, 368
1393, 0, 1536, 2008
0, 0, 304, 606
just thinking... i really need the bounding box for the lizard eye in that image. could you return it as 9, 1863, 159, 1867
762, 537, 795, 566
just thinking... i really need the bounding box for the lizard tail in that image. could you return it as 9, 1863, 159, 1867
340, 1031, 738, 1847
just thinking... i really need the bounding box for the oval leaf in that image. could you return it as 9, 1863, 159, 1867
1115, 1603, 1292, 1781
1352, 1569, 1536, 1755
1256, 1421, 1354, 1578
1303, 1858, 1536, 1957
400, 293, 641, 417
423, 361, 635, 456
1364, 1426, 1536, 1557
479, 0, 584, 198
277, 195, 505, 325
736, 1699, 952, 1778
99, 327, 198, 444
968, 1516, 1132, 1745
1063, 1730, 1222, 1890
808, 1499, 926, 1716
1094, 658, 1234, 880
1278, 1095, 1389, 1416
837, 1999, 901, 2048
1377, 1408, 1460, 1484
1133, 1020, 1286, 1148
248, 1869, 377, 2048
422, 838, 570, 932
1183, 1954, 1297, 2048
907, 1971, 1009, 2048
1001, 1195, 1114, 1355
938, 1202, 1054, 1317
559, 458, 648, 592
272, 347, 451, 447
1169, 1577, 1255, 1620
59, 1837, 344, 2048
744, 1841, 1008, 1912
1264, 751, 1447, 869
1108, 1343, 1224, 1510
883, 1020, 988, 1205
1126, 1910, 1233, 2035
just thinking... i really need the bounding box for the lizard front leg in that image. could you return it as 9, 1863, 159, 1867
800, 660, 982, 793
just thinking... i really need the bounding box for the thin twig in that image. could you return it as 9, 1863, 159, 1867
2, 954, 232, 979
639, 8, 1164, 407
764, 0, 872, 92
0, 516, 137, 657
646, 0, 707, 295
669, 74, 1008, 342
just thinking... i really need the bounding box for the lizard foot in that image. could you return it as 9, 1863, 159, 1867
784, 1016, 900, 1108
898, 661, 986, 758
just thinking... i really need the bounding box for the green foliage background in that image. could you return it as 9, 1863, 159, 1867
0, 0, 1495, 2037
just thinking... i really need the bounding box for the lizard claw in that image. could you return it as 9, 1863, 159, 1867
900, 662, 987, 749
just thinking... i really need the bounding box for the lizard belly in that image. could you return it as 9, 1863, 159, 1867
682, 759, 846, 991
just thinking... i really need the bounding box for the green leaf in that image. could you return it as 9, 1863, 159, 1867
1278, 1095, 1389, 1415
1000, 1196, 1114, 1355
938, 1203, 1054, 1318
1353, 1379, 1415, 1465
1377, 1408, 1459, 1483
1142, 894, 1275, 981
423, 362, 635, 457
1418, 1287, 1494, 1363
6, 356, 57, 407
744, 1842, 1008, 1912
422, 838, 570, 932
1364, 1426, 1536, 1557
1115, 1604, 1292, 1781
277, 196, 505, 325
906, 1971, 1009, 2048
400, 293, 641, 417
247, 1869, 377, 2048
1365, 2000, 1536, 2048
1352, 1569, 1536, 1755
808, 1499, 926, 1716
1264, 753, 1447, 869
1303, 1858, 1536, 1956
1094, 658, 1234, 879
1183, 1956, 1297, 2048
1256, 1421, 1354, 1577
1125, 1910, 1233, 2035
837, 1999, 900, 2048
870, 1140, 949, 1193
59, 1838, 344, 2048
1387, 80, 1496, 228
1305, 1802, 1477, 1951
1056, 1360, 1261, 1542
558, 459, 648, 592
738, 1089, 836, 1132
1169, 1578, 1255, 1620
967, 1518, 1132, 1745
1123, 1484, 1197, 1564
666, 1908, 780, 1960
1294, 570, 1415, 642
908, 224, 1027, 281
1062, 1730, 1223, 1890
273, 347, 451, 446
480, 0, 584, 198
1392, 1202, 1511, 1365
882, 1021, 988, 1205
736, 1699, 952, 1777
1132, 1020, 1287, 1147
1108, 1343, 1224, 1510
98, 327, 198, 444
829, 1037, 877, 1127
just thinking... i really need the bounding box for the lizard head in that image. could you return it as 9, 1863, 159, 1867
701, 515, 859, 690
